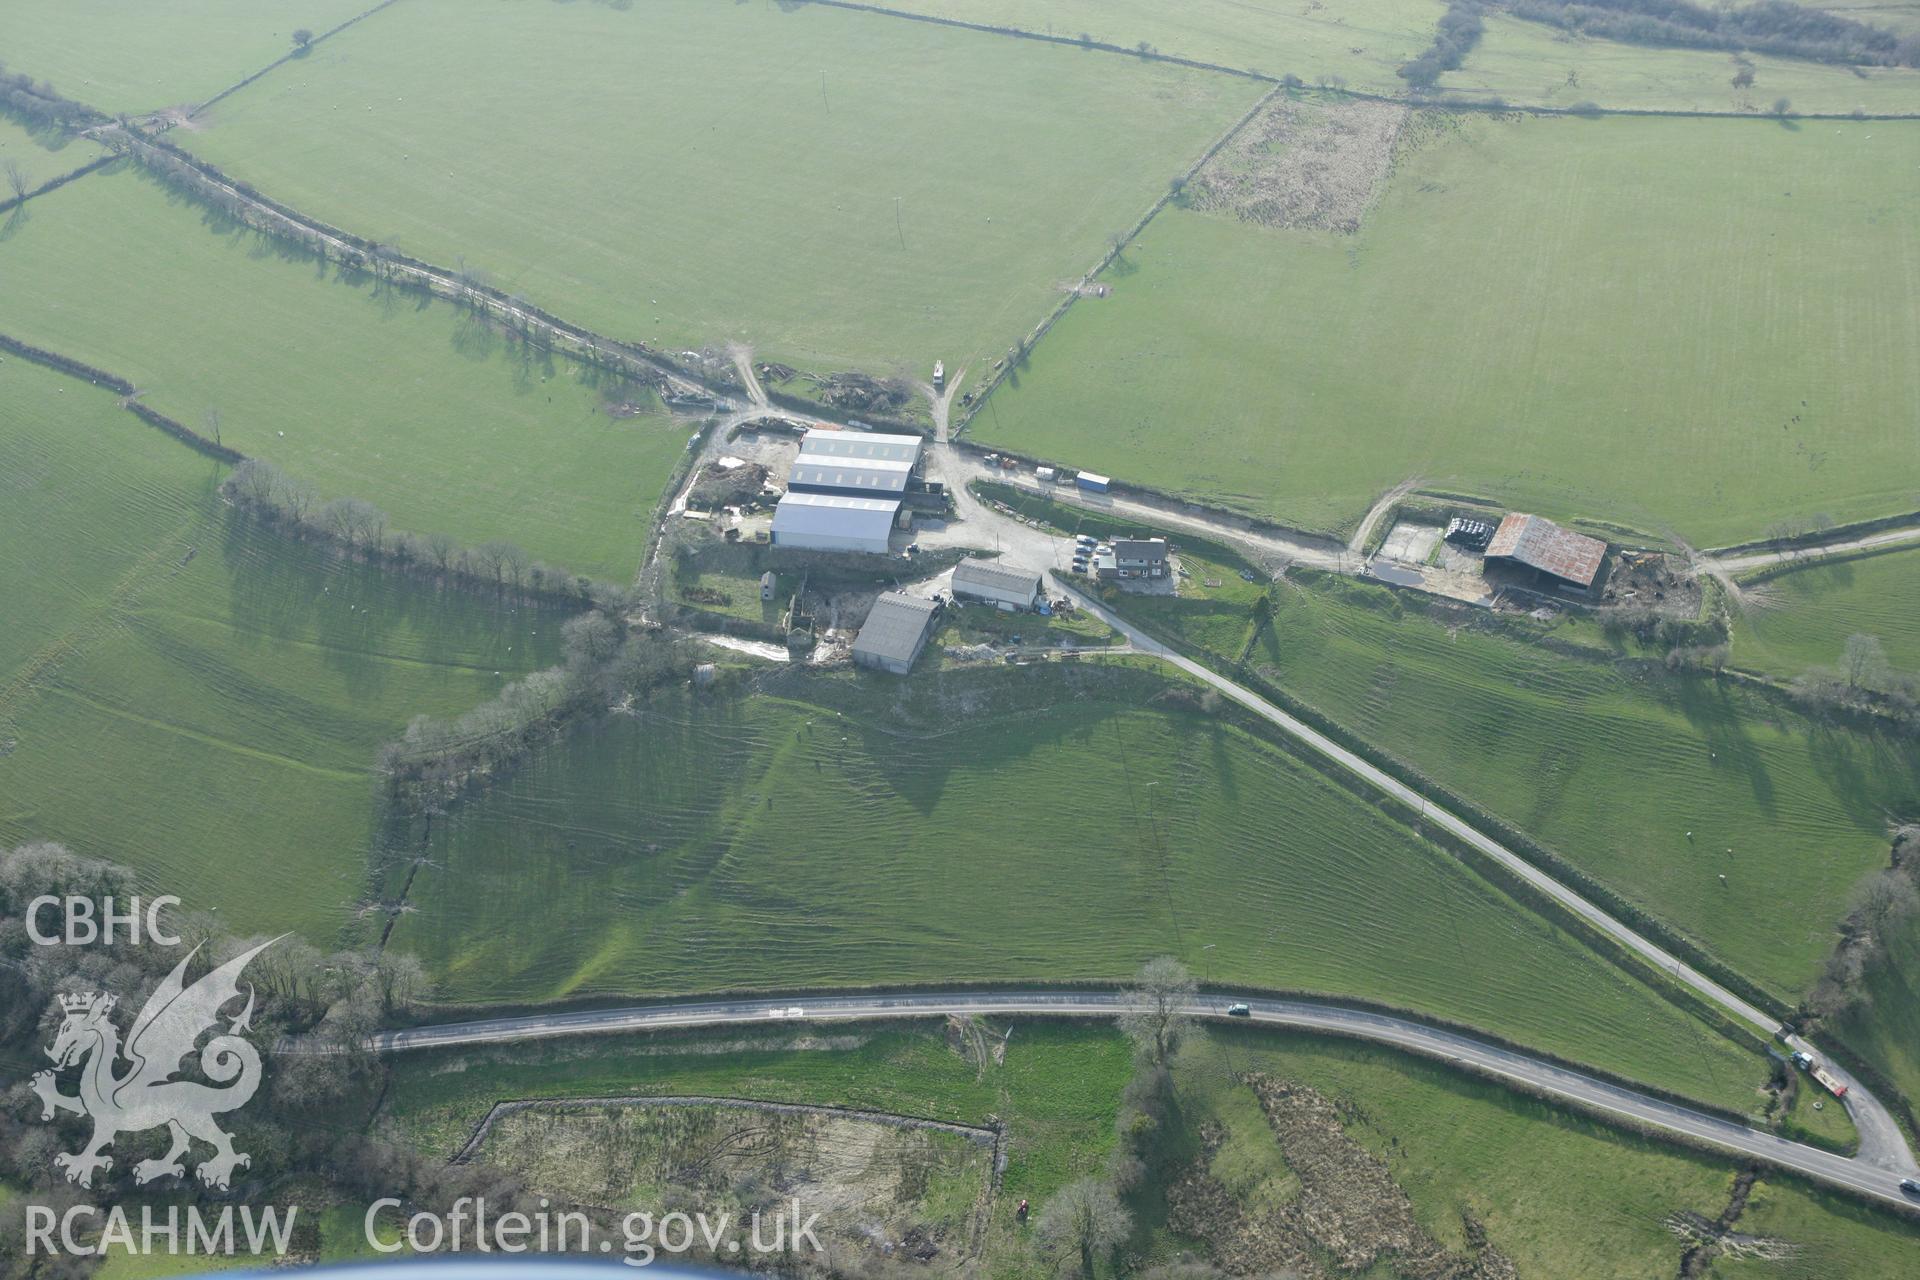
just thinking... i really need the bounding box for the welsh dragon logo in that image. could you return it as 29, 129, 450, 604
31, 938, 279, 1190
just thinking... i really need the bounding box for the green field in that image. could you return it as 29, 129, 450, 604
0, 360, 566, 942
390, 662, 1767, 1110
973, 111, 1920, 545
178, 0, 1260, 380
877, 0, 1445, 93
1815, 0, 1920, 38
0, 0, 376, 115
0, 111, 103, 190
1444, 14, 1920, 115
381, 1021, 1916, 1279
1732, 548, 1920, 681
0, 165, 691, 580
0, 359, 212, 686
1010, 497, 1918, 999
1238, 572, 1919, 998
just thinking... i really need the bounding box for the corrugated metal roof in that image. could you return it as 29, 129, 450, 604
788, 456, 915, 495
952, 557, 1041, 599
800, 428, 923, 464
771, 491, 900, 539
853, 592, 939, 665
1484, 514, 1606, 587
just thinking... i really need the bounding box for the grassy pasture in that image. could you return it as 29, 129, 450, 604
391, 664, 1767, 1111
0, 509, 566, 942
0, 111, 103, 187
1237, 572, 1920, 999
1814, 0, 1920, 38
180, 0, 1260, 380
1732, 548, 1920, 681
874, 0, 1445, 94
1444, 14, 1920, 115
0, 0, 375, 115
0, 360, 210, 688
972, 112, 1920, 545
1714, 1174, 1920, 1277
0, 362, 566, 941
0, 166, 691, 580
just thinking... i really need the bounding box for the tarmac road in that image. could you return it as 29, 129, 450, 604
1053, 587, 1918, 1183
371, 990, 1920, 1210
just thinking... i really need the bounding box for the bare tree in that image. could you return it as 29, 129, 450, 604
1036, 1179, 1131, 1279
1842, 633, 1889, 690
3, 158, 28, 203
1118, 955, 1196, 1066
226, 458, 279, 506
203, 405, 222, 448
562, 612, 621, 668
425, 531, 458, 574
281, 474, 318, 524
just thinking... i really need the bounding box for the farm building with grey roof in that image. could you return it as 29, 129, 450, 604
852, 592, 940, 675
951, 557, 1041, 611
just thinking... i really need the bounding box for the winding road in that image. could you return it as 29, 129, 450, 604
137, 128, 1917, 1214
373, 990, 1918, 1208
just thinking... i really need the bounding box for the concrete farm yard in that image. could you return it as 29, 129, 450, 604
4, 0, 1920, 1274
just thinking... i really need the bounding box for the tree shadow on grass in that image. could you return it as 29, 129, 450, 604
1670, 674, 1776, 817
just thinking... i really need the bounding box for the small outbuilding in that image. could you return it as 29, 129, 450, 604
852, 592, 940, 675
1484, 514, 1607, 591
951, 557, 1042, 611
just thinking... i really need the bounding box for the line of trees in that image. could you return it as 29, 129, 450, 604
1399, 1, 1486, 88
0, 843, 422, 1186
225, 458, 596, 603
1031, 958, 1199, 1278
1802, 826, 1919, 1024
1507, 0, 1918, 67
379, 607, 697, 799
0, 64, 98, 130
1789, 631, 1920, 733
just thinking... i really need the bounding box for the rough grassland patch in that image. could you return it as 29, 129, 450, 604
471, 1100, 994, 1265
1188, 95, 1407, 233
